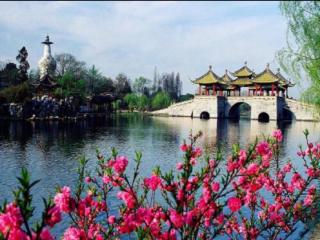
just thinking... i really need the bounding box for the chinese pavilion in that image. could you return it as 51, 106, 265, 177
192, 65, 229, 96
192, 62, 294, 98
230, 61, 255, 96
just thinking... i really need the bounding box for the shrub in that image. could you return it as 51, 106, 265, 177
1, 129, 320, 239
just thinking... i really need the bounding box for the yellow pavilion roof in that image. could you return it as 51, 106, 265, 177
232, 77, 253, 86
221, 70, 234, 83
253, 64, 279, 84
231, 62, 254, 78
192, 66, 225, 85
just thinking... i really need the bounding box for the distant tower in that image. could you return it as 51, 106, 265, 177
38, 35, 56, 79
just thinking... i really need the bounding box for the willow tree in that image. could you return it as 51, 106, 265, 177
277, 1, 320, 105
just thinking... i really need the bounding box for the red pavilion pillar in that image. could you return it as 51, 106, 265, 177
198, 85, 201, 95
213, 85, 216, 96
260, 85, 262, 96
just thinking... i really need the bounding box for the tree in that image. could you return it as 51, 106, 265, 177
55, 72, 86, 99
137, 94, 150, 111
114, 73, 131, 98
55, 53, 86, 81
151, 91, 171, 110
0, 63, 19, 87
124, 93, 138, 111
86, 65, 102, 95
94, 76, 115, 94
133, 76, 151, 95
16, 47, 30, 82
277, 1, 320, 105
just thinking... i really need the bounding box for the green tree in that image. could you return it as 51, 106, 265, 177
86, 65, 102, 95
151, 91, 171, 110
124, 93, 138, 111
137, 94, 150, 111
277, 1, 320, 105
55, 72, 86, 99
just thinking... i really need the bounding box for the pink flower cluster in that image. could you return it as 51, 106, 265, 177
2, 129, 319, 240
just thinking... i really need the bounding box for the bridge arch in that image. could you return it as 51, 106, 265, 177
200, 111, 210, 119
258, 112, 270, 122
228, 102, 251, 120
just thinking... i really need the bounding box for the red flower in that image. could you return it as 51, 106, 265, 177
228, 197, 242, 212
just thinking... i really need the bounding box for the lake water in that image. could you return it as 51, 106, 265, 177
0, 114, 319, 238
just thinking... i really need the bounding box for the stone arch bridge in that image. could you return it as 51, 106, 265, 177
152, 96, 318, 121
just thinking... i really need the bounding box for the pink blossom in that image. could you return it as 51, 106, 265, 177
117, 190, 136, 208
39, 228, 54, 240
54, 186, 73, 213
272, 129, 283, 142
102, 175, 111, 184
144, 175, 162, 191
190, 157, 197, 166
46, 206, 61, 227
108, 215, 116, 224
238, 149, 247, 165
63, 227, 85, 240
246, 163, 259, 176
282, 163, 292, 173
113, 156, 129, 174
169, 209, 184, 228
0, 203, 23, 237
209, 159, 216, 168
180, 144, 188, 152
211, 182, 220, 192
227, 197, 242, 212
192, 147, 202, 158
176, 162, 183, 170
256, 141, 271, 156
85, 176, 91, 183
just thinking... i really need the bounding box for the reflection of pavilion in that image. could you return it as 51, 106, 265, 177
192, 62, 295, 98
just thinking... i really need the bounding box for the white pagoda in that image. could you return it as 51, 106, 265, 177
38, 35, 56, 79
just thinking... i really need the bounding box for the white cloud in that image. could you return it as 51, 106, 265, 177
0, 1, 303, 98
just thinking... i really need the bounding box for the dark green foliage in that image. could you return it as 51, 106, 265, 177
0, 82, 31, 103
178, 94, 194, 102
0, 63, 19, 87
114, 73, 132, 99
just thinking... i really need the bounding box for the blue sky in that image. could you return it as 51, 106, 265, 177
0, 1, 305, 97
